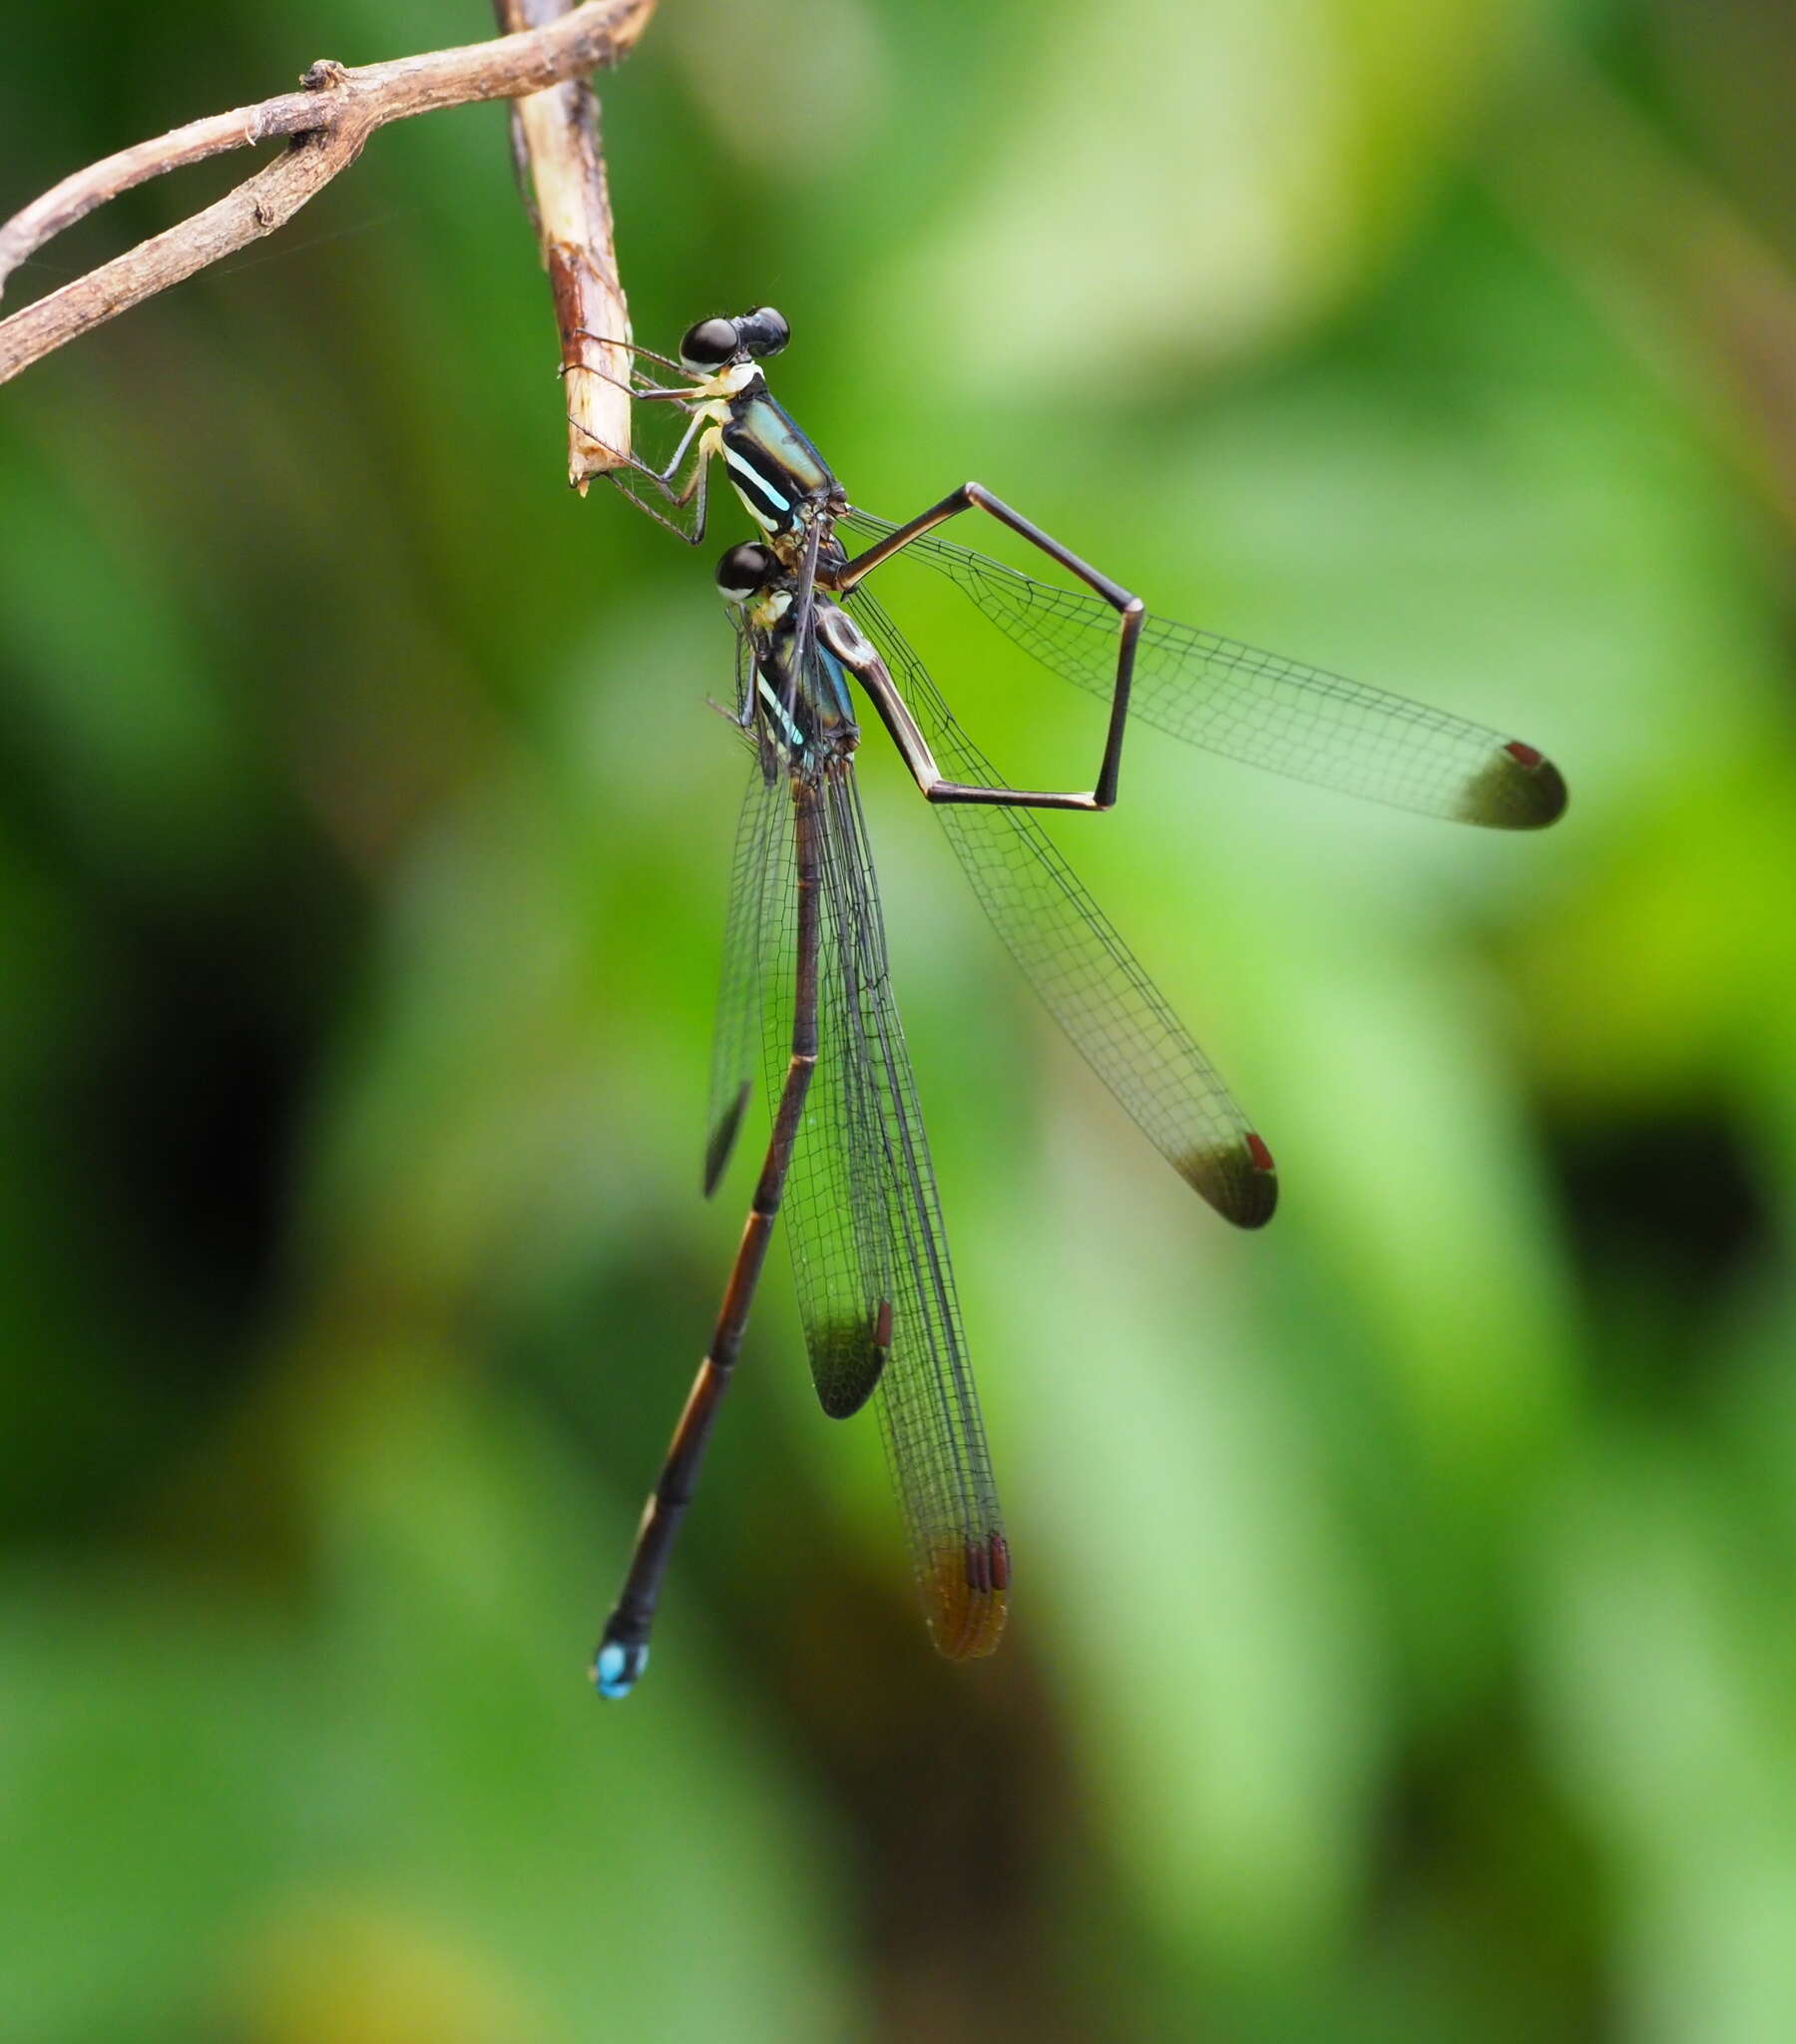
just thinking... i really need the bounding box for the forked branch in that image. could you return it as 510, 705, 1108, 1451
0, 0, 658, 407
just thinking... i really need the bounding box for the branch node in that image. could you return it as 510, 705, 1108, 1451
301, 60, 350, 93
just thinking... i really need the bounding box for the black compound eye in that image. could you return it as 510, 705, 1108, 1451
737, 306, 790, 358
679, 316, 738, 370
715, 543, 775, 599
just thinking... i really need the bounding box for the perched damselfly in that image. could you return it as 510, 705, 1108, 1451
588, 310, 1567, 1699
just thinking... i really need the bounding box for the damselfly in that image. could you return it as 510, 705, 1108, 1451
588, 310, 1568, 1699
585, 306, 1566, 833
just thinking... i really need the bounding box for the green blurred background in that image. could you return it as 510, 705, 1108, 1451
4, 1, 1795, 2038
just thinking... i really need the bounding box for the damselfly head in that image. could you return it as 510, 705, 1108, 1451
678, 315, 741, 372
734, 306, 790, 359
715, 541, 778, 603
678, 307, 790, 373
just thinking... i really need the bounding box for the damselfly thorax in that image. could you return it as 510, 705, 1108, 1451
604, 307, 848, 559
724, 552, 863, 768
721, 385, 843, 549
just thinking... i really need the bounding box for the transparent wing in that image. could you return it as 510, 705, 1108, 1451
727, 646, 1008, 1653
848, 586, 1278, 1231
839, 511, 1568, 828
762, 770, 894, 1423
813, 764, 1008, 1659
703, 745, 786, 1196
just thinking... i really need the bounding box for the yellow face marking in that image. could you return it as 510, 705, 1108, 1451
683, 360, 757, 406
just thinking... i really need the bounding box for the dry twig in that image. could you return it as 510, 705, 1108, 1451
496, 0, 635, 484
0, 0, 658, 394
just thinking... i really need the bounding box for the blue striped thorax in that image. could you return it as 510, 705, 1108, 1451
718, 385, 839, 541
672, 309, 845, 547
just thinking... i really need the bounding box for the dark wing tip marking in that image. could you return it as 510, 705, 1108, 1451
702, 1082, 752, 1198
811, 1309, 891, 1419
1458, 740, 1570, 830
923, 1533, 1010, 1660
1178, 1135, 1279, 1230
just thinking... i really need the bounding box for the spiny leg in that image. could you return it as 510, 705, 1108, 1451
588, 418, 714, 545
560, 326, 699, 383
558, 339, 717, 544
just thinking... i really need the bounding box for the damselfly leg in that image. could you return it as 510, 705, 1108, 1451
560, 333, 718, 542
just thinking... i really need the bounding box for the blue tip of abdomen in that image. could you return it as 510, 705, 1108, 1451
593, 1638, 649, 1700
